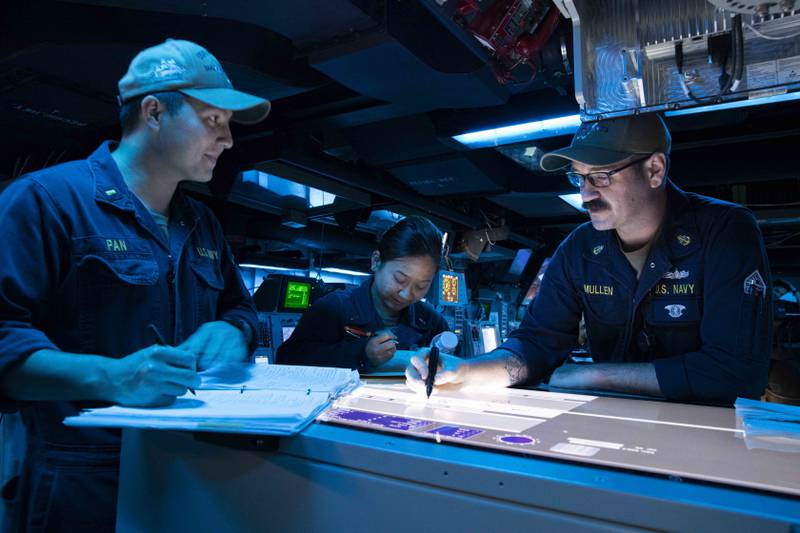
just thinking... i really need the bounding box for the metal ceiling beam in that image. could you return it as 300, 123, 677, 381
273, 148, 482, 229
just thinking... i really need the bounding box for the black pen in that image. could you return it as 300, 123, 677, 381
425, 346, 440, 399
147, 323, 196, 396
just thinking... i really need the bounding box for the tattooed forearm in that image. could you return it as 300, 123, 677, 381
463, 349, 529, 388
503, 352, 528, 386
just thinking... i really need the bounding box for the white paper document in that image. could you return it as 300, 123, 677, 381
65, 364, 361, 436
328, 383, 593, 433
198, 363, 360, 395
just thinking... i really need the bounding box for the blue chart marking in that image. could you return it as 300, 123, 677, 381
497, 434, 537, 446
427, 426, 483, 440
331, 409, 432, 431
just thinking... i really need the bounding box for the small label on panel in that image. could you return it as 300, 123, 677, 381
568, 437, 624, 450
778, 55, 800, 85
551, 442, 600, 457
746, 60, 778, 88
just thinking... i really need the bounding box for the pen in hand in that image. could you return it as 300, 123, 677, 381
425, 346, 440, 399
147, 323, 196, 396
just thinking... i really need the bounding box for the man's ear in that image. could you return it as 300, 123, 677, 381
141, 95, 162, 130
370, 251, 380, 272
645, 152, 667, 188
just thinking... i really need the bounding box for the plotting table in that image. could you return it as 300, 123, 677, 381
117, 384, 800, 532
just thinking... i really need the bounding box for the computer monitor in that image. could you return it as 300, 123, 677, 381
281, 325, 297, 343
480, 325, 499, 353
283, 280, 311, 310
506, 248, 532, 279
253, 275, 318, 313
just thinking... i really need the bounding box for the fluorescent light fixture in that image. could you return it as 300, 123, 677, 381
322, 267, 371, 277
238, 264, 296, 272
558, 193, 586, 212
453, 114, 582, 148
453, 91, 800, 150
664, 91, 800, 117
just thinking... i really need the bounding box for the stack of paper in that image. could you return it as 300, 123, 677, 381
64, 364, 361, 436
735, 398, 800, 453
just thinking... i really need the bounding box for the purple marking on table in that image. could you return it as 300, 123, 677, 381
330, 409, 382, 423
331, 409, 432, 431
427, 426, 483, 440
498, 435, 535, 445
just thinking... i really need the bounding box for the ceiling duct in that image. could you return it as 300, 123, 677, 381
555, 0, 800, 117
307, 1, 509, 110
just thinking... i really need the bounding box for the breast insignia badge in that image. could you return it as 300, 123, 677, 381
663, 268, 689, 280
664, 304, 686, 318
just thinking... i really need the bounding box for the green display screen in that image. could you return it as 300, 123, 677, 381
284, 281, 311, 309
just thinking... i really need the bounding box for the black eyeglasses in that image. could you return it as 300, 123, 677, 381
565, 155, 651, 189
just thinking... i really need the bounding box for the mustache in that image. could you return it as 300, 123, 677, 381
582, 199, 609, 211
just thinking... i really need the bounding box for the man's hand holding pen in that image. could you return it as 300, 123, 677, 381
405, 348, 469, 395
106, 344, 200, 407
364, 329, 398, 367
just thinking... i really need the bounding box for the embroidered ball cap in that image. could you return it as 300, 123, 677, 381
118, 39, 270, 124
539, 113, 671, 171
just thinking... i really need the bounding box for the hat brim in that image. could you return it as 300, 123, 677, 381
539, 145, 640, 172
180, 87, 271, 124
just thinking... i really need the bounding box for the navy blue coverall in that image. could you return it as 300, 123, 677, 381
502, 181, 772, 405
276, 277, 449, 370
0, 142, 257, 532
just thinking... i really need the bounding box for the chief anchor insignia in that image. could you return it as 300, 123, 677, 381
664, 304, 686, 318
677, 235, 691, 246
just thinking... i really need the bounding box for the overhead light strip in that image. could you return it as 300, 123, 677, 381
238, 264, 371, 278
452, 114, 582, 149
238, 263, 296, 272
321, 267, 371, 277
453, 91, 800, 148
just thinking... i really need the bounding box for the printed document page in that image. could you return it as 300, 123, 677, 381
199, 363, 359, 395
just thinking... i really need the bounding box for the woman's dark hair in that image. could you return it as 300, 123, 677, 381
119, 91, 186, 135
377, 216, 444, 266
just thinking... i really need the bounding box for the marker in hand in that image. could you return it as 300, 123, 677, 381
425, 346, 440, 399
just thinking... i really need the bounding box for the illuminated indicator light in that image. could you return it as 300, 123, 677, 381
441, 274, 460, 303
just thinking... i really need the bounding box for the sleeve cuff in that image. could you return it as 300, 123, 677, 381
219, 310, 259, 354
652, 355, 692, 401
356, 338, 374, 372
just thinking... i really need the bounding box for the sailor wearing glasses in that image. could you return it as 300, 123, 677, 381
407, 113, 772, 405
